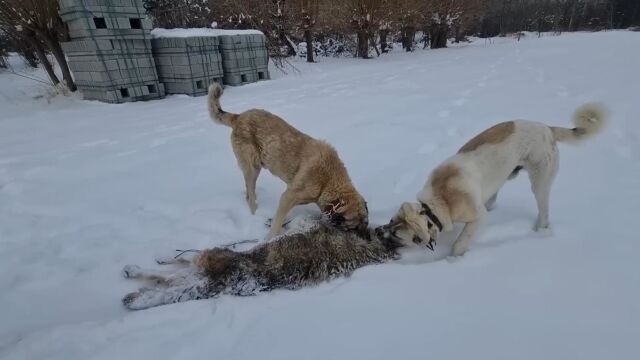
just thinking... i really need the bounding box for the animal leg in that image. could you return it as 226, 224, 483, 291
266, 189, 299, 239
122, 264, 174, 286
122, 282, 211, 311
232, 142, 261, 214
451, 211, 485, 256
527, 151, 559, 231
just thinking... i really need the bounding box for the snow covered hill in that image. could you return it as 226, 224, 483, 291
1, 31, 639, 360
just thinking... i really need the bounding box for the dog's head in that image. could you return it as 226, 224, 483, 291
374, 202, 439, 250
323, 194, 369, 234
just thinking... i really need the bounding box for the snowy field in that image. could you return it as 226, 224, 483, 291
1, 31, 639, 360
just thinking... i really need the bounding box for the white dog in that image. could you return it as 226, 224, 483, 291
375, 103, 609, 256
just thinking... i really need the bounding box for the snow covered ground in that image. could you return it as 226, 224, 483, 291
1, 31, 639, 360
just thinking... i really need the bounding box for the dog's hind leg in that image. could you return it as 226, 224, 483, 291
232, 142, 261, 215
527, 149, 559, 231
242, 165, 261, 215
122, 282, 212, 310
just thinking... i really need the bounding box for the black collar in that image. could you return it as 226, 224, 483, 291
419, 202, 443, 232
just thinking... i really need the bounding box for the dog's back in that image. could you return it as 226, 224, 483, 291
445, 103, 608, 204
207, 83, 316, 180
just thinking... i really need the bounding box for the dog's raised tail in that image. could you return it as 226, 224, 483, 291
550, 102, 609, 144
207, 83, 237, 127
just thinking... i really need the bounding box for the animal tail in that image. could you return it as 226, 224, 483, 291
207, 83, 238, 127
550, 102, 609, 144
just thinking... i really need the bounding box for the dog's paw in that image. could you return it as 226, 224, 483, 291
533, 221, 552, 233
122, 291, 146, 310
534, 225, 554, 237
263, 233, 276, 242
264, 218, 293, 229
122, 264, 141, 279
451, 244, 469, 257
446, 255, 462, 263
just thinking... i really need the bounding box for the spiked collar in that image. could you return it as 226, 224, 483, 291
419, 202, 443, 232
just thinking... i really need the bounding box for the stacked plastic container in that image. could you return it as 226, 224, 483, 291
150, 36, 223, 96
219, 33, 270, 86
150, 29, 270, 93
58, 0, 164, 103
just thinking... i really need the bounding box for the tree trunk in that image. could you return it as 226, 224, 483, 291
430, 25, 448, 49
279, 31, 297, 57
537, 17, 543, 37
357, 30, 369, 59
500, 0, 507, 35
21, 48, 40, 68
46, 36, 77, 91
379, 29, 389, 53
370, 35, 380, 56
304, 29, 314, 62
25, 35, 60, 85
402, 26, 415, 51
454, 25, 465, 43
422, 29, 430, 49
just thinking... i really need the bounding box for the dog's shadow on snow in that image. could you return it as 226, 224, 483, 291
391, 204, 544, 265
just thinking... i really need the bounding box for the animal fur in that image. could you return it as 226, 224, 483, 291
121, 223, 402, 310
376, 103, 609, 256
207, 84, 369, 238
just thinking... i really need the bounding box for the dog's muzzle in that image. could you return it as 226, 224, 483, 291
374, 225, 436, 252
374, 225, 390, 240
374, 225, 402, 243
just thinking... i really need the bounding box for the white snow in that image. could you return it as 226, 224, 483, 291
1, 31, 639, 360
150, 28, 263, 38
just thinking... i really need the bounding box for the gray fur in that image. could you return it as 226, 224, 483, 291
122, 223, 402, 310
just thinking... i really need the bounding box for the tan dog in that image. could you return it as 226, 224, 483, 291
375, 103, 608, 256
207, 84, 368, 238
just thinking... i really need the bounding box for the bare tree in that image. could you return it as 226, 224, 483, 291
0, 32, 7, 68
210, 0, 298, 57
143, 0, 211, 28
289, 0, 319, 62
0, 0, 76, 91
0, 29, 42, 69
344, 0, 388, 59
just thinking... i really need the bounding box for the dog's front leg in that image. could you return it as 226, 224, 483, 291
267, 189, 298, 239
451, 217, 483, 257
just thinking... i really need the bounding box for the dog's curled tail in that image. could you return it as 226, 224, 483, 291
207, 83, 237, 127
550, 102, 609, 144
